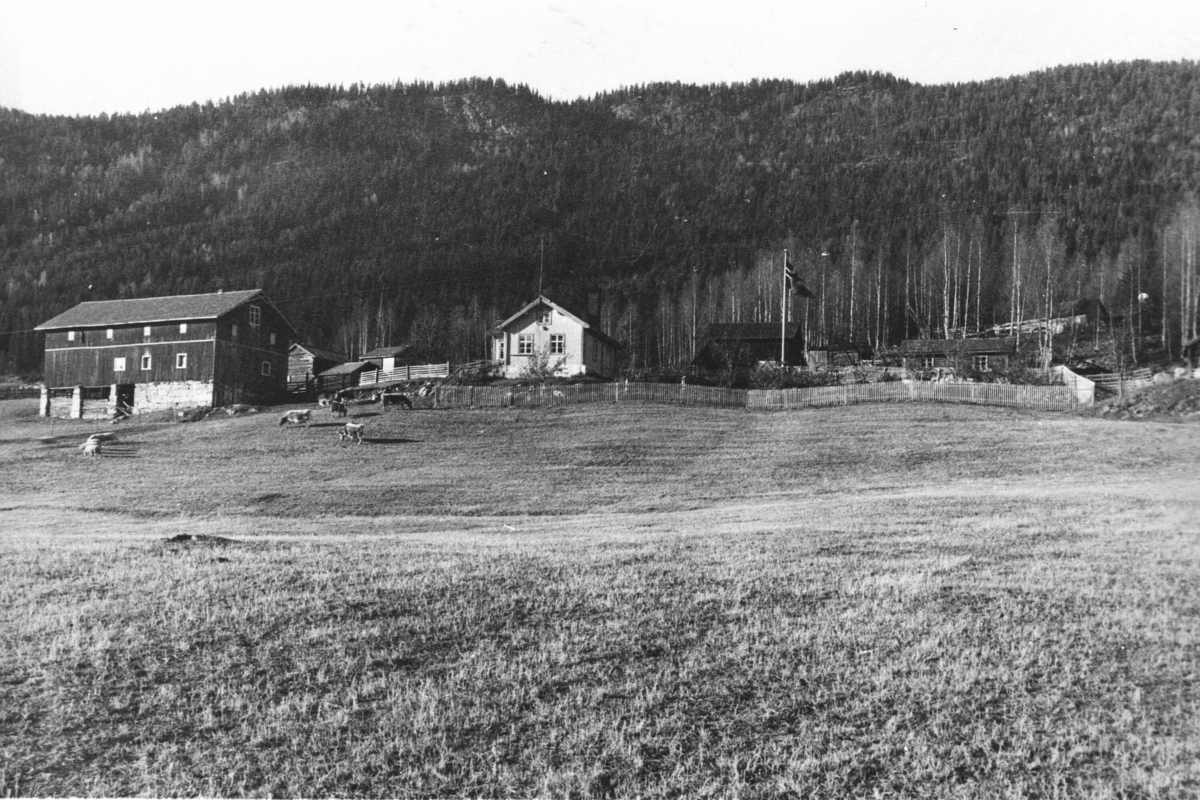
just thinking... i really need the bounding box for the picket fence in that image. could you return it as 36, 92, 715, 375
432, 380, 1082, 412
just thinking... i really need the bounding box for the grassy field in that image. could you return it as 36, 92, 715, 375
1, 398, 1198, 798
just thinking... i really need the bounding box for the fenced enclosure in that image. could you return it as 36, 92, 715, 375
746, 381, 1079, 411
432, 380, 1084, 412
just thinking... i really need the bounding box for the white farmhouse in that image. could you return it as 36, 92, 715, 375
489, 295, 624, 379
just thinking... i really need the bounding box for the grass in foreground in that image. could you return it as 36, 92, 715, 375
1, 400, 1198, 797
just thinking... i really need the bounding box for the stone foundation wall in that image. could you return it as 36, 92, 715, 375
134, 381, 214, 413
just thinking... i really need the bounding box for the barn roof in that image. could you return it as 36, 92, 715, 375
34, 289, 295, 332
899, 337, 1018, 355
317, 360, 376, 377
703, 322, 801, 340
291, 343, 347, 363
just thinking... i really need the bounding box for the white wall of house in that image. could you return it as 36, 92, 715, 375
499, 306, 586, 378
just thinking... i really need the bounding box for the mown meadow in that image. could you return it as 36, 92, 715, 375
1, 398, 1198, 797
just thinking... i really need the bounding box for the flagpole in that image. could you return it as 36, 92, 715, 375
781, 248, 788, 365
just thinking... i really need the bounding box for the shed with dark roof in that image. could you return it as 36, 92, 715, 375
695, 322, 805, 368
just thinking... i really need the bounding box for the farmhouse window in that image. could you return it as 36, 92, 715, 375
518, 334, 534, 355
270, 333, 276, 345
232, 324, 238, 338
921, 357, 935, 369
537, 309, 552, 325
249, 305, 261, 326
106, 329, 113, 339
114, 357, 126, 372
261, 361, 272, 376
973, 355, 990, 371
176, 353, 188, 369
141, 355, 152, 370
67, 330, 75, 341
496, 339, 506, 360
179, 323, 188, 334
144, 326, 151, 337
550, 334, 565, 355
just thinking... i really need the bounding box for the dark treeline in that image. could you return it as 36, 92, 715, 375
2, 62, 1198, 375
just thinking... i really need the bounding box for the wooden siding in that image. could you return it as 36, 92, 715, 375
44, 334, 218, 387
213, 340, 288, 405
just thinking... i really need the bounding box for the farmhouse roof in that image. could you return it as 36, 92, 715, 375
317, 360, 376, 377
291, 343, 346, 363
703, 322, 802, 340
899, 337, 1018, 355
34, 289, 296, 334
498, 295, 625, 350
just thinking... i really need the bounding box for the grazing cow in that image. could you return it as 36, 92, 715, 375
80, 437, 102, 457
329, 399, 348, 417
279, 409, 312, 426
376, 392, 413, 410
339, 422, 366, 444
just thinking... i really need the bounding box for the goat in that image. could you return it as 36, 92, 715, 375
329, 398, 348, 417
279, 409, 312, 426
338, 422, 366, 444
79, 434, 105, 460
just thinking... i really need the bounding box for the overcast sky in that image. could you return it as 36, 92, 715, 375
2, 0, 1197, 117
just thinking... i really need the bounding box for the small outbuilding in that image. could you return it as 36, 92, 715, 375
899, 337, 1021, 374
288, 344, 347, 386
695, 322, 805, 369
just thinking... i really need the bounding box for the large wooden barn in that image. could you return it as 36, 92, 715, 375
34, 289, 296, 418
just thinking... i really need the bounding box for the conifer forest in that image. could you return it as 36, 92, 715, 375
1, 61, 1198, 374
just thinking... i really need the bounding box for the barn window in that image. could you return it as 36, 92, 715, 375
67, 330, 75, 341
179, 323, 188, 334
176, 353, 188, 369
249, 305, 261, 326
261, 361, 272, 376
141, 355, 152, 370
518, 334, 534, 355
231, 324, 238, 338
550, 334, 565, 355
973, 355, 990, 371
144, 326, 151, 337
114, 357, 126, 372
106, 329, 113, 339
270, 332, 276, 345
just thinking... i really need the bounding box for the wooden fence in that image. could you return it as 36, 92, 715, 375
746, 381, 1079, 411
432, 380, 1082, 412
1090, 368, 1153, 395
0, 387, 40, 400
360, 363, 450, 385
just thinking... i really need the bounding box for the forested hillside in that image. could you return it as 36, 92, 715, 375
2, 61, 1198, 375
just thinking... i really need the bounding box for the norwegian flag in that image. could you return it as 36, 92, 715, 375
785, 258, 816, 298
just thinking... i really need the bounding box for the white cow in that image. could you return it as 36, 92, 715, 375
338, 422, 366, 444
279, 409, 312, 426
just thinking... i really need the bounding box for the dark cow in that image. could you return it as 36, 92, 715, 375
375, 392, 413, 410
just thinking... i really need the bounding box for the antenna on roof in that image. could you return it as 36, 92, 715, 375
539, 234, 544, 296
